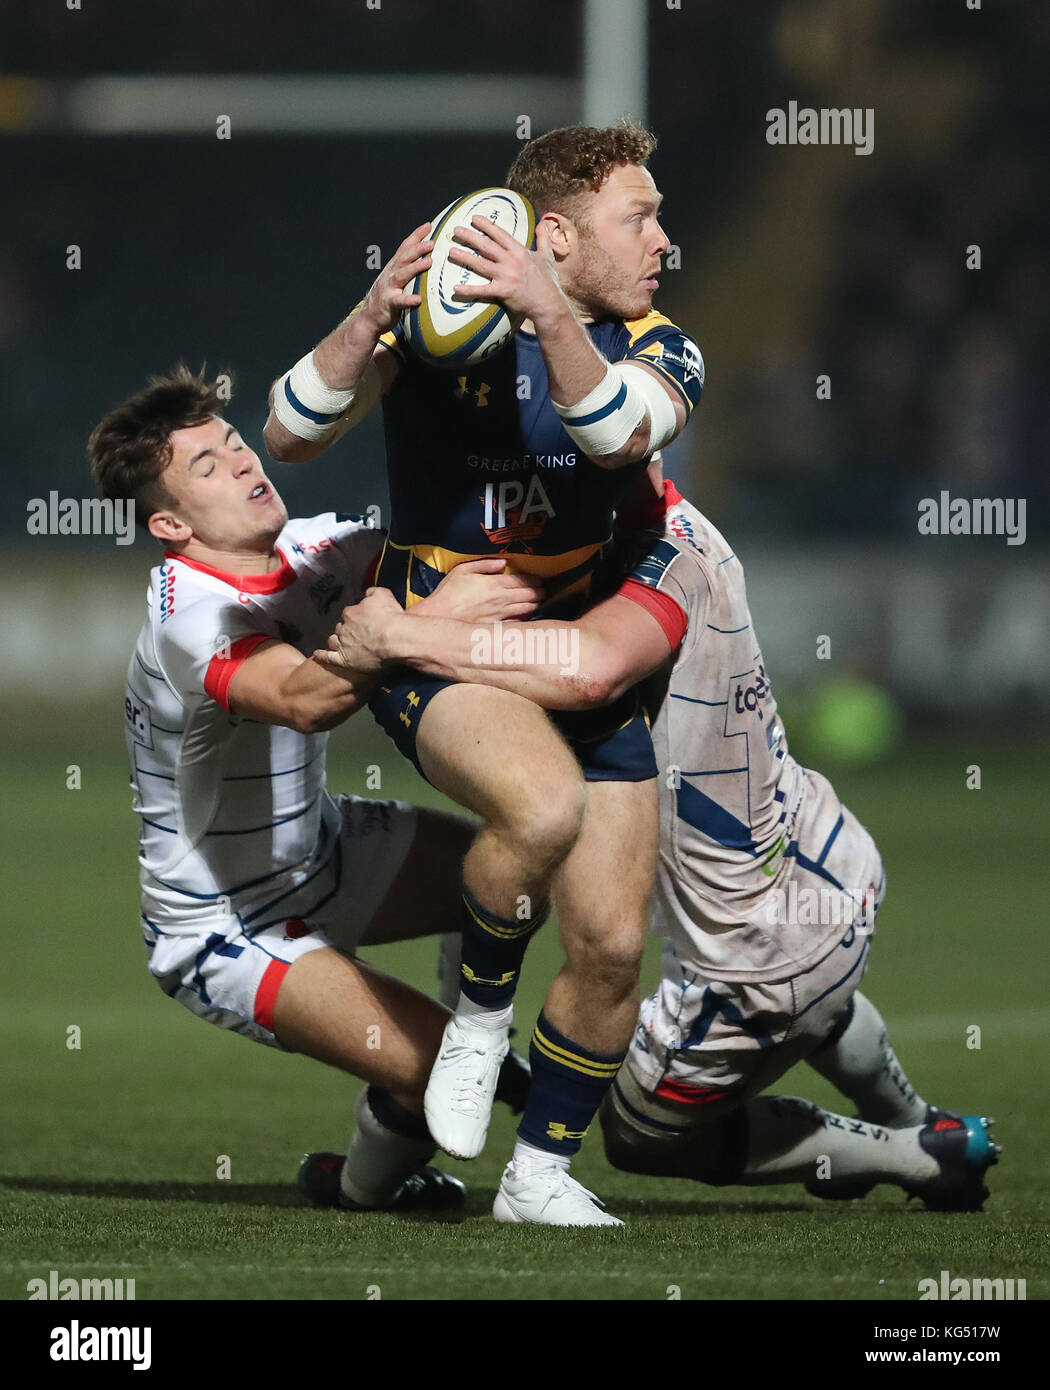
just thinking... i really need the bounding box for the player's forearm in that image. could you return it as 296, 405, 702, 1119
532, 302, 667, 471
264, 303, 384, 463
383, 610, 613, 711
530, 298, 610, 411
276, 654, 378, 733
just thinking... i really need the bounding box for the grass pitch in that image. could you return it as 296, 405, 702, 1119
3, 711, 1047, 1301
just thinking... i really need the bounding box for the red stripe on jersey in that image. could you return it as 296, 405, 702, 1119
204, 633, 272, 710
655, 1077, 729, 1106
254, 958, 292, 1033
165, 548, 297, 594
617, 578, 688, 652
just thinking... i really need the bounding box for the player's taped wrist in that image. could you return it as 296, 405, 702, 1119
552, 362, 678, 458
273, 352, 380, 443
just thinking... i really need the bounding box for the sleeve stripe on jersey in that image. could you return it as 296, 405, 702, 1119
283, 375, 345, 424
617, 577, 688, 651
204, 633, 272, 711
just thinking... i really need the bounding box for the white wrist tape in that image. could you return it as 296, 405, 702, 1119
273, 352, 358, 442
618, 362, 680, 454
552, 362, 677, 458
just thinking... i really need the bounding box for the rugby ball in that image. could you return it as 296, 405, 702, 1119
402, 187, 536, 369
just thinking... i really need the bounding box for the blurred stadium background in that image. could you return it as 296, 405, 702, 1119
2, 0, 1046, 1301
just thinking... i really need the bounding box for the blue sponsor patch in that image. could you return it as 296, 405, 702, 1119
628, 538, 679, 590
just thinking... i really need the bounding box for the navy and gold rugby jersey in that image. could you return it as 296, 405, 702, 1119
375, 312, 704, 611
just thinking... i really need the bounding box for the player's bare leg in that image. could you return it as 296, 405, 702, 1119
414, 684, 587, 1159
493, 777, 658, 1226
273, 947, 466, 1211
357, 803, 533, 1112
544, 777, 658, 1050
357, 806, 473, 947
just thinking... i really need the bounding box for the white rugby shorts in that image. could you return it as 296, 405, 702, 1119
141, 795, 417, 1048
625, 913, 877, 1120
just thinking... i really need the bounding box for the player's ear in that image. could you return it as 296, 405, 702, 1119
148, 509, 191, 545
540, 212, 573, 260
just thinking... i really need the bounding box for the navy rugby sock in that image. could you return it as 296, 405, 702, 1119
516, 1012, 625, 1160
457, 885, 548, 1010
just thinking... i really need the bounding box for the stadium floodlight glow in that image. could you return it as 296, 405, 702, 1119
4, 6, 649, 138
48, 75, 580, 135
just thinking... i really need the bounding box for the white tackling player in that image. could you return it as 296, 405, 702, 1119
89, 366, 539, 1214
317, 462, 999, 1211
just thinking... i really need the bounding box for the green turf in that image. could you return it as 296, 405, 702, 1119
3, 710, 1047, 1300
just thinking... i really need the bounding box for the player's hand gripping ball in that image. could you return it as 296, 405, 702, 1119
402, 188, 535, 368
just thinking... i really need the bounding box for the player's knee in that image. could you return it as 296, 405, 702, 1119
505, 776, 587, 867
567, 923, 646, 998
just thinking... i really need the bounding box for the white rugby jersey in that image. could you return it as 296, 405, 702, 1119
618, 484, 880, 982
124, 513, 384, 929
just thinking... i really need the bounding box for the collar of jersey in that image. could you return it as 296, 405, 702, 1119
163, 547, 297, 594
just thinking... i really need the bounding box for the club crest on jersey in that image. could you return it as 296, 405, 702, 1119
307, 573, 344, 616
481, 475, 555, 550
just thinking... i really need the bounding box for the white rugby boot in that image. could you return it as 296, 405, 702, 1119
424, 1015, 509, 1159
492, 1160, 624, 1227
